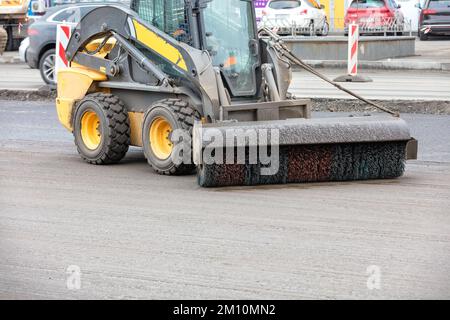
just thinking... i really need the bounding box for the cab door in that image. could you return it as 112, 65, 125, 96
201, 0, 260, 97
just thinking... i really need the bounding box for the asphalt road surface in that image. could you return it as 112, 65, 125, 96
1, 101, 449, 299
291, 69, 450, 101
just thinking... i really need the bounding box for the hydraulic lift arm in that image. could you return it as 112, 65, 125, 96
65, 5, 196, 86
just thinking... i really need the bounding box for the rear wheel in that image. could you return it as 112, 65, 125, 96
317, 21, 329, 36
142, 99, 200, 175
39, 49, 56, 85
73, 93, 130, 165
0, 27, 8, 53
419, 31, 428, 41
309, 21, 315, 36
5, 26, 16, 51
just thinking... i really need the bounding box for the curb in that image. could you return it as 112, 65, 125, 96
0, 88, 56, 101
311, 98, 450, 115
1, 89, 449, 115
301, 60, 450, 71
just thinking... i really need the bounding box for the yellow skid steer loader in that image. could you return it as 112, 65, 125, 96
56, 0, 417, 187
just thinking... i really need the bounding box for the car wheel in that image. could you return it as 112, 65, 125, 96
309, 21, 315, 36
419, 32, 428, 41
39, 49, 56, 85
5, 26, 16, 51
393, 23, 404, 36
317, 22, 329, 36
0, 27, 6, 53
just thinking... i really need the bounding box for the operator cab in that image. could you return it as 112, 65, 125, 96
130, 0, 261, 98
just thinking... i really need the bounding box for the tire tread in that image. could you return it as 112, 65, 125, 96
147, 98, 200, 176
75, 93, 130, 165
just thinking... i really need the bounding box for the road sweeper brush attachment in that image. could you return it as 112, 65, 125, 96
192, 27, 417, 188
194, 117, 415, 188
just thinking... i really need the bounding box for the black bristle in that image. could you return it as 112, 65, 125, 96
247, 149, 289, 186
197, 142, 407, 188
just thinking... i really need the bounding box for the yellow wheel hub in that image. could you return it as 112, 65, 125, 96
150, 117, 173, 160
80, 110, 102, 150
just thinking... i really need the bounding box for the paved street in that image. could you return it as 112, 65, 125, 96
0, 101, 449, 299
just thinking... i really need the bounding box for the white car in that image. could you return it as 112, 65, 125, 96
260, 0, 329, 36
19, 37, 30, 63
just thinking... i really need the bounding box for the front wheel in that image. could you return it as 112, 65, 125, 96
142, 99, 200, 175
73, 93, 130, 165
317, 22, 329, 36
0, 27, 8, 53
309, 21, 315, 36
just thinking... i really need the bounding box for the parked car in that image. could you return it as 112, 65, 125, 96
260, 0, 329, 36
19, 37, 30, 63
345, 0, 405, 35
417, 0, 450, 40
25, 2, 128, 85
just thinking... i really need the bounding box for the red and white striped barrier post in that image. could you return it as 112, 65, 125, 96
334, 23, 372, 83
55, 24, 72, 82
348, 23, 359, 77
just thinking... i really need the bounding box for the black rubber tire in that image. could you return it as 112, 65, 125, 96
73, 93, 130, 165
317, 22, 329, 36
419, 32, 428, 41
0, 27, 6, 53
308, 21, 315, 37
39, 49, 56, 85
142, 98, 200, 175
5, 26, 15, 51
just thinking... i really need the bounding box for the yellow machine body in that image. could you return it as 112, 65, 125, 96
56, 67, 107, 131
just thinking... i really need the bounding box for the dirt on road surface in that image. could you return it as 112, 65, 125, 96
0, 101, 449, 299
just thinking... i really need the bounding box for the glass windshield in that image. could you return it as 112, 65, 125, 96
203, 0, 258, 96
269, 0, 302, 9
350, 0, 385, 8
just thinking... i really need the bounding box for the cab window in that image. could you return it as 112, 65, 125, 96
132, 0, 192, 45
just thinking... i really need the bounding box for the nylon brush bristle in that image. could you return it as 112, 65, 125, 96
197, 142, 407, 188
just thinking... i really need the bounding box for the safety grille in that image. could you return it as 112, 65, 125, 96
131, 0, 192, 45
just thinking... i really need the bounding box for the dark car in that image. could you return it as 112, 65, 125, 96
418, 0, 450, 40
26, 2, 127, 84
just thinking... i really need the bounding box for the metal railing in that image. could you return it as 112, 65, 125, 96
258, 17, 414, 37
342, 17, 413, 36
259, 16, 329, 37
